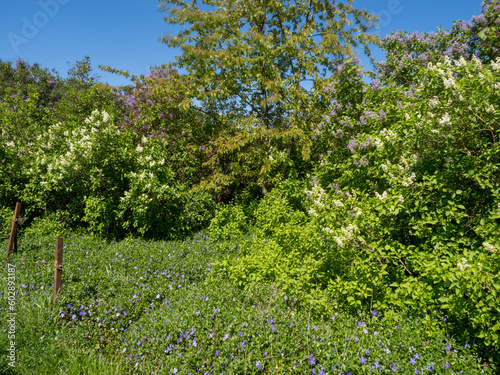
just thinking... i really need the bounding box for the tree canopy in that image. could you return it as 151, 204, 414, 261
158, 0, 380, 192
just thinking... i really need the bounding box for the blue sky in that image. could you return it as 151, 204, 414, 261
1, 0, 483, 87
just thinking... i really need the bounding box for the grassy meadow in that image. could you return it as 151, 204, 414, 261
0, 231, 495, 374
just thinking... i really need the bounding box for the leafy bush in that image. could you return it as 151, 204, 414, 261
0, 206, 13, 238
22, 212, 69, 239
215, 55, 500, 352
207, 204, 248, 240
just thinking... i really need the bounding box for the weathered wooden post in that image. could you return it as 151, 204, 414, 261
6, 202, 21, 259
53, 237, 63, 305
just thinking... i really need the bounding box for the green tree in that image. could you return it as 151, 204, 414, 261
158, 0, 380, 193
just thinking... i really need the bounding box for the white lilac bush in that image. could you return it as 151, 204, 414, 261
310, 55, 499, 345
215, 56, 500, 349
22, 109, 135, 233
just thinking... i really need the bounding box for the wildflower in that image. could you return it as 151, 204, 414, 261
310, 354, 316, 365
428, 97, 440, 108
443, 77, 455, 89
333, 200, 344, 208
410, 357, 417, 365
490, 56, 500, 71
485, 105, 495, 114
372, 310, 378, 317
446, 344, 451, 351
102, 111, 110, 122
373, 362, 380, 369
445, 363, 450, 369
215, 350, 220, 356
360, 357, 367, 364
458, 258, 471, 271
439, 113, 451, 126
483, 242, 498, 253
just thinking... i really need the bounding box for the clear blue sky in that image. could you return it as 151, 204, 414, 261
1, 0, 483, 87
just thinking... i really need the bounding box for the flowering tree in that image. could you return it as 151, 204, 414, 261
158, 0, 380, 193
378, 0, 500, 86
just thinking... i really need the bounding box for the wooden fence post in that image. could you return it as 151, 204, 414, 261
6, 202, 21, 259
53, 237, 63, 305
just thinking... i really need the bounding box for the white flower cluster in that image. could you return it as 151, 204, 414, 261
428, 97, 440, 108
351, 206, 362, 217
29, 109, 117, 185
333, 224, 361, 248
84, 109, 111, 125
374, 128, 397, 149
438, 113, 452, 126
379, 128, 397, 140
374, 137, 384, 148
443, 77, 455, 89
305, 183, 327, 210
483, 242, 498, 253
457, 257, 471, 271
321, 226, 334, 235
485, 105, 496, 114
375, 191, 388, 200
333, 199, 344, 208
307, 207, 319, 217
428, 60, 456, 89
472, 55, 483, 69
492, 57, 500, 72
454, 56, 467, 68
380, 156, 417, 187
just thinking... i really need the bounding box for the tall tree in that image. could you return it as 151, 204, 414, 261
158, 0, 380, 192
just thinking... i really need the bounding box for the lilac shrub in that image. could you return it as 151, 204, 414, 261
309, 55, 500, 350
379, 0, 500, 86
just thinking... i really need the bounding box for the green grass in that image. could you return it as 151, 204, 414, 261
0, 232, 495, 374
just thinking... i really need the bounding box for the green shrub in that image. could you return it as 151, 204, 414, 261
23, 212, 69, 238
0, 206, 13, 238
208, 204, 248, 240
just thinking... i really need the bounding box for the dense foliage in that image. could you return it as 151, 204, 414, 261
158, 0, 380, 194
1, 0, 500, 369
